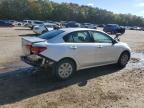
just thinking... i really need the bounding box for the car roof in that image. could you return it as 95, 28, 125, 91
107, 24, 118, 26
60, 28, 99, 32
44, 23, 56, 26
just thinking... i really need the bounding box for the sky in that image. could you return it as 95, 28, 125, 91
50, 0, 144, 17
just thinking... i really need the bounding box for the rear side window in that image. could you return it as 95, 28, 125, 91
39, 30, 64, 40
63, 33, 74, 42
63, 31, 92, 43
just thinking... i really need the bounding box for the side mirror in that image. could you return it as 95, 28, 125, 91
116, 33, 121, 37
114, 33, 121, 41
112, 39, 117, 45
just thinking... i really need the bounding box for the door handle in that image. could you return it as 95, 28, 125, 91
97, 45, 103, 48
70, 45, 77, 49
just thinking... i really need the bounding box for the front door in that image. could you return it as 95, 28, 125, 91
90, 31, 120, 65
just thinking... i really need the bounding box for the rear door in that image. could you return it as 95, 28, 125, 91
63, 31, 96, 68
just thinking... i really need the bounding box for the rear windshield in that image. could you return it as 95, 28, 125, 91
39, 30, 64, 40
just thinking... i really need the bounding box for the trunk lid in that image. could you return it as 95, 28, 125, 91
22, 36, 46, 55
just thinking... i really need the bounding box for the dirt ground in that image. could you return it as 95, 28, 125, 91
0, 27, 144, 108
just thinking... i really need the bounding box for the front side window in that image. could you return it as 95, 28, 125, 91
63, 31, 92, 43
91, 31, 112, 43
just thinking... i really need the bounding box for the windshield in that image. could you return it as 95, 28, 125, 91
39, 30, 64, 40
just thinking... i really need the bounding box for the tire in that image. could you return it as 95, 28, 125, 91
121, 29, 125, 34
31, 26, 34, 30
52, 59, 76, 80
118, 51, 130, 68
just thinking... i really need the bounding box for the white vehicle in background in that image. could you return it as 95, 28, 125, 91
12, 21, 23, 26
21, 28, 131, 80
33, 23, 57, 34
28, 20, 44, 29
83, 23, 97, 29
23, 20, 33, 27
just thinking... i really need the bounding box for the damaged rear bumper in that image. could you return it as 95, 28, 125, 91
21, 54, 55, 67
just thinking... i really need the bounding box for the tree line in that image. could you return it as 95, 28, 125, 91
0, 0, 144, 26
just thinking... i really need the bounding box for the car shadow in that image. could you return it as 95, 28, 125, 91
0, 64, 121, 105
15, 28, 31, 30
19, 34, 39, 37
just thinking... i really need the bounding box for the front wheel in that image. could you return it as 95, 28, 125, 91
52, 59, 76, 80
118, 52, 130, 68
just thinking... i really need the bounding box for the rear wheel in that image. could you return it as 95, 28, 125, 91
52, 59, 76, 80
118, 52, 130, 68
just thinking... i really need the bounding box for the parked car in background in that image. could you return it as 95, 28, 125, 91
21, 28, 131, 80
7, 20, 15, 24
13, 21, 23, 26
103, 24, 125, 34
98, 24, 105, 28
23, 20, 33, 27
28, 20, 44, 29
82, 23, 97, 29
33, 23, 57, 34
129, 26, 142, 31
0, 20, 14, 27
135, 26, 142, 31
65, 21, 81, 28
123, 26, 131, 30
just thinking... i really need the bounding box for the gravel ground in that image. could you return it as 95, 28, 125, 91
0, 27, 144, 108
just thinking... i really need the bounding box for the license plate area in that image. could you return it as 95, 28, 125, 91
21, 55, 43, 67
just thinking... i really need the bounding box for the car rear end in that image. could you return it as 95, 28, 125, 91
33, 25, 43, 34
119, 27, 125, 34
21, 30, 65, 68
21, 37, 51, 67
103, 24, 112, 33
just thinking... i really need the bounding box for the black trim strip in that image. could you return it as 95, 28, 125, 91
38, 54, 56, 62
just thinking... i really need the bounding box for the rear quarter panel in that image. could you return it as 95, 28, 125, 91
40, 43, 80, 67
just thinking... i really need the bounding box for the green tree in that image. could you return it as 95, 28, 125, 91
0, 0, 143, 26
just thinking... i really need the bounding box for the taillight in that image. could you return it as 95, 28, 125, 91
31, 46, 47, 54
26, 45, 32, 49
